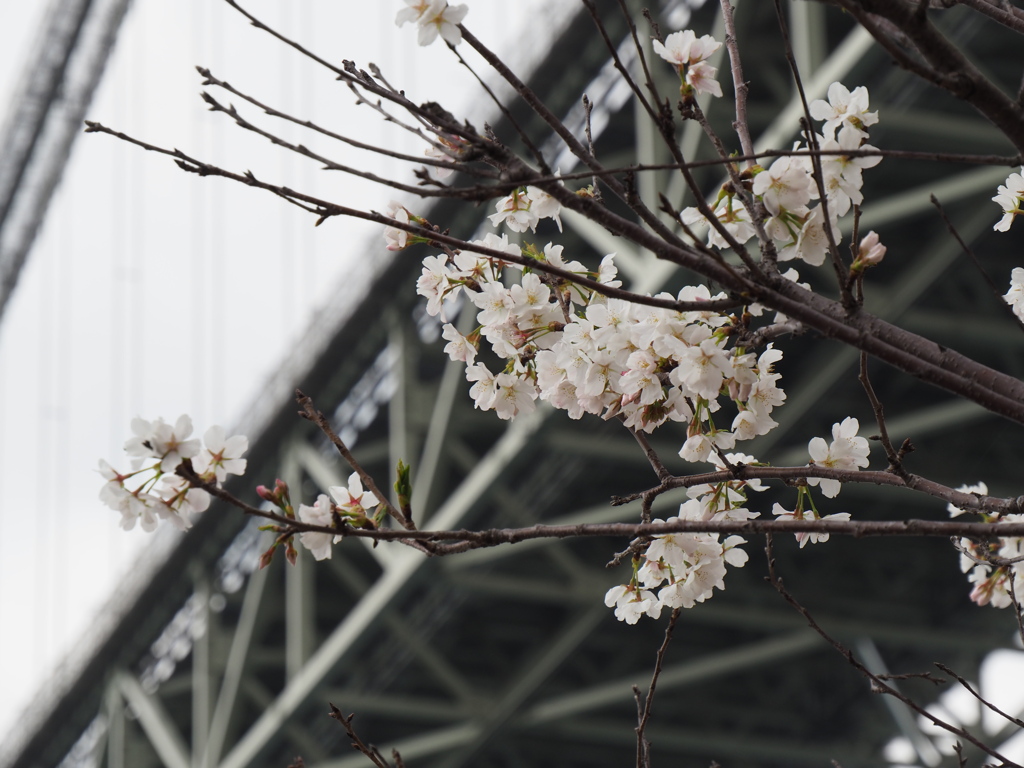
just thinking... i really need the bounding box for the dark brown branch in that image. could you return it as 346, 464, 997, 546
955, 0, 1024, 35
624, 421, 674, 483
85, 121, 1024, 426
178, 458, 1024, 554
81, 120, 739, 315
834, 0, 1024, 152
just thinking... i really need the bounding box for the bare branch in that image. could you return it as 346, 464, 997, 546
765, 535, 1023, 768
635, 608, 681, 768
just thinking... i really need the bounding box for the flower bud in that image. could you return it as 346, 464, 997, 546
258, 545, 276, 570
857, 231, 886, 266
285, 539, 298, 566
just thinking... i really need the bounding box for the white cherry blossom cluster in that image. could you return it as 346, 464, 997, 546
947, 482, 1024, 609
605, 452, 761, 623
99, 416, 248, 532
418, 233, 789, 443
297, 472, 382, 561
395, 0, 468, 47
682, 82, 881, 268
653, 29, 724, 98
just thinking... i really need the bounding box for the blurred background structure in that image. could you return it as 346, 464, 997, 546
1, 2, 1023, 768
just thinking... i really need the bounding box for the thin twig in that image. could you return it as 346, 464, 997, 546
1008, 576, 1024, 647
772, 0, 853, 308
446, 44, 550, 174
197, 67, 495, 179
329, 705, 394, 768
635, 608, 681, 768
689, 101, 775, 273
934, 663, 1024, 729
585, 0, 658, 125
624, 420, 674, 483
296, 389, 414, 530
931, 193, 1024, 333
200, 91, 474, 198
765, 535, 1023, 768
858, 351, 904, 473
457, 24, 693, 253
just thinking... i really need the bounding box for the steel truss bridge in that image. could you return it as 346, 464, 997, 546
5, 2, 1024, 767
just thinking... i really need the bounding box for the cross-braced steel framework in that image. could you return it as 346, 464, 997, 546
6, 2, 1024, 768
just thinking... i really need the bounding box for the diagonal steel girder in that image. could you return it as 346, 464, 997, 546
307, 628, 821, 768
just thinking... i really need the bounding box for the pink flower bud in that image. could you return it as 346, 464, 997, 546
258, 546, 276, 570
285, 540, 298, 566
858, 231, 886, 266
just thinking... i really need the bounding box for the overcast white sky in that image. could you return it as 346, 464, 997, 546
0, 0, 573, 744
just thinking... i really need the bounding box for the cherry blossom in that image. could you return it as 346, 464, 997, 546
526, 185, 563, 231
1004, 267, 1024, 321
489, 188, 539, 233
682, 197, 756, 249
604, 584, 662, 624
157, 475, 211, 530
329, 472, 381, 516
806, 417, 870, 498
395, 0, 468, 46
194, 426, 248, 486
993, 168, 1024, 232
686, 61, 722, 98
124, 415, 200, 472
297, 494, 338, 561
752, 156, 812, 217
772, 503, 851, 548
954, 509, 1024, 608
383, 201, 411, 251
441, 323, 478, 365
809, 82, 878, 140
103, 416, 248, 534
653, 29, 724, 98
652, 30, 721, 67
